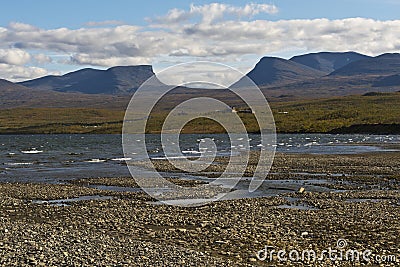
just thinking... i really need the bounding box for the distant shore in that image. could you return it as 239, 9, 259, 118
1, 92, 400, 135
1, 123, 400, 135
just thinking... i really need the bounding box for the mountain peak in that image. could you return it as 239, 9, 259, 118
0, 78, 17, 86
107, 65, 153, 71
259, 56, 286, 61
237, 56, 325, 87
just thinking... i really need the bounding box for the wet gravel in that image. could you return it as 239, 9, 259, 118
0, 152, 399, 266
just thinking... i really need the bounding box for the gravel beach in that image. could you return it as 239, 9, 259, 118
0, 152, 399, 266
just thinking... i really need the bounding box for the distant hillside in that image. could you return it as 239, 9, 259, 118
372, 74, 400, 87
0, 78, 130, 109
0, 78, 32, 95
271, 92, 400, 133
2, 92, 400, 134
234, 57, 325, 87
19, 65, 156, 95
290, 52, 371, 73
329, 53, 400, 76
259, 74, 399, 100
0, 78, 61, 104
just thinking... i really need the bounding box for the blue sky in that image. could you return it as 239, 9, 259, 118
1, 0, 399, 28
0, 0, 399, 81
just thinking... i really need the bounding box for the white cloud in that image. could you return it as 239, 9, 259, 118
0, 48, 31, 65
33, 53, 52, 64
150, 3, 278, 24
0, 63, 47, 81
7, 22, 38, 32
70, 54, 151, 66
155, 62, 244, 88
171, 18, 400, 56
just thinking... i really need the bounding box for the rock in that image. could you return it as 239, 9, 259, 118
200, 222, 208, 227
299, 187, 305, 194
28, 256, 37, 265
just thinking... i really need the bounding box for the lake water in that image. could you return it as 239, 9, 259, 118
0, 134, 399, 183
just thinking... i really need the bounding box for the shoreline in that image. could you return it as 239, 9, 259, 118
2, 124, 400, 135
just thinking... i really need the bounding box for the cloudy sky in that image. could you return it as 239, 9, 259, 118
0, 0, 399, 81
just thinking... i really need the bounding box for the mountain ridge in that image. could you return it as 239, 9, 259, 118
19, 65, 156, 95
329, 53, 400, 76
233, 56, 326, 88
290, 51, 371, 73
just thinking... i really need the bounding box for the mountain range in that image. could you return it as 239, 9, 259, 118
0, 51, 399, 108
246, 52, 400, 99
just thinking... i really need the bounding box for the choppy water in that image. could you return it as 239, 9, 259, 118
0, 134, 399, 183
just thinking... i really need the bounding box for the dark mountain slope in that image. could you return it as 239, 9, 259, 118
329, 53, 400, 76
0, 78, 130, 109
290, 52, 371, 73
233, 57, 325, 87
19, 65, 156, 95
372, 74, 400, 87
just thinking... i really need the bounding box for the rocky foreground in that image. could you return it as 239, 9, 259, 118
0, 152, 399, 266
